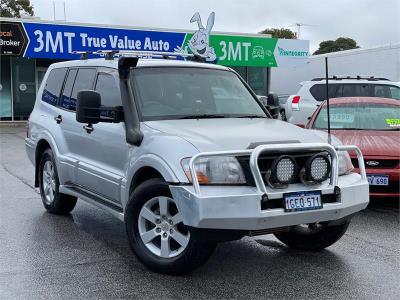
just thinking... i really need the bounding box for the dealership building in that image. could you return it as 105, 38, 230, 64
0, 16, 309, 121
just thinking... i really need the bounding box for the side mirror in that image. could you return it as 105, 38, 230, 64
260, 93, 280, 119
267, 93, 280, 107
76, 90, 101, 124
76, 90, 124, 124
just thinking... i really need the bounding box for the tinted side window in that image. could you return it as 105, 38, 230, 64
95, 73, 121, 107
388, 86, 400, 100
69, 68, 96, 111
60, 69, 78, 110
309, 84, 340, 101
371, 84, 400, 99
341, 84, 370, 97
41, 68, 67, 106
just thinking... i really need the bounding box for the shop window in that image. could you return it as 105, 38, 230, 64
0, 56, 12, 120
247, 67, 267, 96
231, 67, 247, 82
41, 68, 67, 106
11, 57, 37, 120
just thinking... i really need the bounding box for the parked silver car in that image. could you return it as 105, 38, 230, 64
25, 56, 369, 274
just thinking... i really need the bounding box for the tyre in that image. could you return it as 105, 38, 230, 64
125, 178, 216, 275
280, 110, 287, 121
274, 218, 351, 251
39, 148, 77, 214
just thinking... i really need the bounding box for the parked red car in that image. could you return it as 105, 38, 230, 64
307, 97, 400, 198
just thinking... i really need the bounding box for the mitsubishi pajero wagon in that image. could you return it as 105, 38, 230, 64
25, 54, 369, 274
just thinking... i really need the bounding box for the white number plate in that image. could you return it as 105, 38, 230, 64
367, 175, 389, 186
284, 191, 322, 212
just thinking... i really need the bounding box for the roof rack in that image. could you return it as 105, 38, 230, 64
72, 50, 208, 62
311, 75, 390, 81
72, 51, 93, 60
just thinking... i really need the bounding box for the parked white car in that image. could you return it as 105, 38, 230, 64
285, 77, 400, 126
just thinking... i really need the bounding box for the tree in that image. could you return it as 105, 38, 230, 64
1, 0, 34, 18
259, 28, 296, 39
313, 37, 359, 55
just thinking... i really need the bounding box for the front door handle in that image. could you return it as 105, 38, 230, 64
83, 124, 94, 134
54, 115, 62, 124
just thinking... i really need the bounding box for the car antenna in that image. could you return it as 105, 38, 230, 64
325, 57, 331, 144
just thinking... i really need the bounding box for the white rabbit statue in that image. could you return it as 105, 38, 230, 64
175, 12, 217, 62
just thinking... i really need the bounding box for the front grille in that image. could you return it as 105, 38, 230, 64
369, 180, 400, 194
237, 151, 330, 186
261, 193, 337, 210
352, 158, 399, 169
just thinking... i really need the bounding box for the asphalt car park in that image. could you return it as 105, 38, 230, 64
0, 125, 399, 299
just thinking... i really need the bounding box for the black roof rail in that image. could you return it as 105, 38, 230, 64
311, 76, 390, 81
71, 50, 208, 62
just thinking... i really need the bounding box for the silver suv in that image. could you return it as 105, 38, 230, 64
25, 55, 369, 274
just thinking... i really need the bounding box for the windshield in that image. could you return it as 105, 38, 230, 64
314, 103, 400, 130
131, 67, 266, 121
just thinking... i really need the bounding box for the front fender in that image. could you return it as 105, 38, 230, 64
122, 154, 182, 208
32, 130, 64, 186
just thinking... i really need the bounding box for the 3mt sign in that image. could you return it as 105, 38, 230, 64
0, 22, 28, 56
211, 35, 278, 67
0, 20, 309, 67
20, 22, 184, 59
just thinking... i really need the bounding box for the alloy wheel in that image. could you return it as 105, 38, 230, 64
138, 196, 190, 258
42, 160, 56, 205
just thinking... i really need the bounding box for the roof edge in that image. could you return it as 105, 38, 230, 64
0, 16, 273, 39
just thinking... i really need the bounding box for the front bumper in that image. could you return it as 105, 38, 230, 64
170, 143, 369, 231
356, 166, 399, 198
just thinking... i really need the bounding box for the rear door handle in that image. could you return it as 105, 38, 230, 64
54, 115, 62, 124
83, 124, 94, 134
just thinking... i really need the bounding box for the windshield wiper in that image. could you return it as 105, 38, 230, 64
235, 115, 267, 118
378, 128, 400, 131
334, 128, 369, 130
177, 114, 226, 119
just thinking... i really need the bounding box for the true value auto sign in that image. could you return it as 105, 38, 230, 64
0, 17, 309, 67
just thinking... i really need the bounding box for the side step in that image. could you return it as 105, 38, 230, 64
59, 185, 124, 221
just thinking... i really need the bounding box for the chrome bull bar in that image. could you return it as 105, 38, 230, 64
189, 143, 366, 195
336, 145, 367, 180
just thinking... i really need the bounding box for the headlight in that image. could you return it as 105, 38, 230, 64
305, 153, 331, 182
181, 156, 246, 185
338, 151, 354, 175
270, 155, 297, 184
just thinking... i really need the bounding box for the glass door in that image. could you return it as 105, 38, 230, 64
11, 57, 36, 120
36, 67, 47, 92
0, 56, 12, 121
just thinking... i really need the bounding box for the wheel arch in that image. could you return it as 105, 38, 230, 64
35, 139, 52, 187
129, 166, 164, 197
123, 154, 181, 209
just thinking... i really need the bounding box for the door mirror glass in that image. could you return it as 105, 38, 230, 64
267, 93, 280, 107
76, 90, 101, 124
258, 93, 280, 119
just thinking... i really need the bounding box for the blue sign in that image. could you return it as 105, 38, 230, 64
1, 18, 309, 67
21, 22, 187, 59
